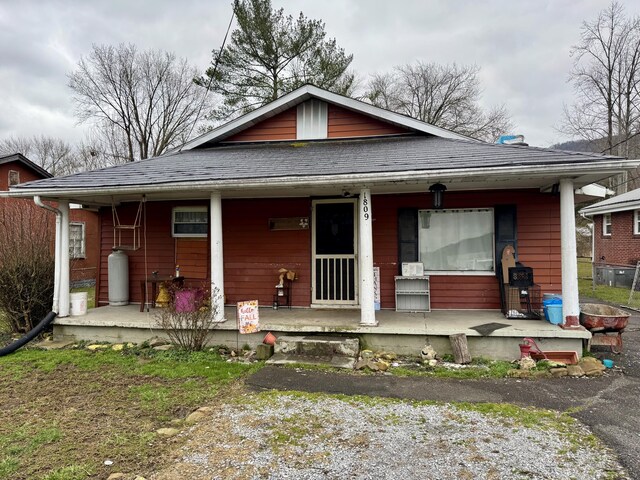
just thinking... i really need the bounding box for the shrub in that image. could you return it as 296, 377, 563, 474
0, 199, 55, 333
154, 284, 218, 351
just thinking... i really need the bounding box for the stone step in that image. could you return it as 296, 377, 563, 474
266, 353, 356, 370
274, 335, 360, 358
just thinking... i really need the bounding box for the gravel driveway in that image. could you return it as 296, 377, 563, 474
152, 392, 623, 480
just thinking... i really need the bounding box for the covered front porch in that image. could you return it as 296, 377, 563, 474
52, 306, 590, 361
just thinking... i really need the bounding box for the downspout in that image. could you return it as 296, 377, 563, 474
34, 196, 61, 314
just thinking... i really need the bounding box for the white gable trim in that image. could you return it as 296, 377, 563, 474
178, 85, 475, 151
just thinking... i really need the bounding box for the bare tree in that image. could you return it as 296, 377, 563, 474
560, 2, 640, 191
0, 135, 80, 176
69, 44, 210, 162
365, 62, 512, 142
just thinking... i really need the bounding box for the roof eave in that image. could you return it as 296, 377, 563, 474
5, 160, 635, 200
580, 203, 640, 216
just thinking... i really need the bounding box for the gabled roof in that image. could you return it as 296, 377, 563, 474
177, 84, 476, 150
8, 135, 634, 203
0, 153, 52, 179
580, 187, 640, 216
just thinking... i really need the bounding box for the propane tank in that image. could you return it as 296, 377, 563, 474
108, 248, 129, 306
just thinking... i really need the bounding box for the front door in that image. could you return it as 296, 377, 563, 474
312, 199, 358, 305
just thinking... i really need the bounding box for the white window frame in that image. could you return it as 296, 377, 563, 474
69, 222, 86, 259
172, 206, 208, 238
418, 208, 495, 276
603, 213, 612, 236
634, 210, 640, 235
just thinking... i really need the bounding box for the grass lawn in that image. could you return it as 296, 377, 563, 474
0, 347, 261, 480
577, 258, 634, 306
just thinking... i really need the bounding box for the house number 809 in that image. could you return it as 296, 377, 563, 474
362, 195, 370, 221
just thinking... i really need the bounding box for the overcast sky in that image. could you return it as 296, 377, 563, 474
1, 0, 639, 149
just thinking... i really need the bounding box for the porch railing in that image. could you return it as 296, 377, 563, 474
314, 255, 357, 303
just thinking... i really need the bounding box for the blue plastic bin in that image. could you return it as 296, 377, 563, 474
542, 297, 562, 321
546, 304, 563, 325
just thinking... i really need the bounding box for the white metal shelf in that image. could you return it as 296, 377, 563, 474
395, 276, 430, 312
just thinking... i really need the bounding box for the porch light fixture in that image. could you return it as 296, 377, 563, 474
429, 183, 447, 209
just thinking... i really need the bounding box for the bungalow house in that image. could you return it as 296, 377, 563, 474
580, 187, 640, 288
0, 153, 98, 285
6, 86, 638, 359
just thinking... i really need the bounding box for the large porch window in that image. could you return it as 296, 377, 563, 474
418, 208, 494, 273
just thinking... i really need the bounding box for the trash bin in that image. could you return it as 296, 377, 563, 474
546, 303, 563, 325
543, 296, 562, 322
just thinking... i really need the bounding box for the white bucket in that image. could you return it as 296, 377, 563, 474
70, 292, 88, 316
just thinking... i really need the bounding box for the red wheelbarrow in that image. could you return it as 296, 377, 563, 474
580, 304, 630, 354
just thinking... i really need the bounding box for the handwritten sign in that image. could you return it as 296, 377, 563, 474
373, 267, 380, 311
237, 300, 260, 334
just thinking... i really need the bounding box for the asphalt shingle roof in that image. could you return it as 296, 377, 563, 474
580, 187, 640, 214
13, 135, 622, 191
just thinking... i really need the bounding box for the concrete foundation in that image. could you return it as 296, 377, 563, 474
52, 305, 591, 361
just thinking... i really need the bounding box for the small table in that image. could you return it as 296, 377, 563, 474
273, 280, 292, 309
139, 276, 184, 312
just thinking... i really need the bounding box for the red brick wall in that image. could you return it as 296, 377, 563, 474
70, 209, 99, 283
593, 211, 640, 266
0, 161, 43, 189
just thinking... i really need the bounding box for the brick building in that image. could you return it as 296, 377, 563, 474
0, 153, 99, 286
581, 188, 640, 287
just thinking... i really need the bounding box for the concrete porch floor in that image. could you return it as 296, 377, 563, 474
52, 305, 590, 361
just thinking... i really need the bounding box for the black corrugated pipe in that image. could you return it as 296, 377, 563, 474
0, 312, 57, 357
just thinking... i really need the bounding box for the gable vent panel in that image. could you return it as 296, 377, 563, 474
297, 100, 328, 140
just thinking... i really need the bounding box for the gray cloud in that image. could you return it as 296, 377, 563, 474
1, 0, 638, 148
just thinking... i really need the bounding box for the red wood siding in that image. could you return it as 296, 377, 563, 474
593, 211, 640, 266
371, 190, 561, 309
222, 199, 311, 306
97, 199, 311, 307
225, 110, 297, 142
327, 104, 408, 138
96, 191, 561, 311
97, 202, 182, 306
176, 238, 208, 279
223, 103, 409, 143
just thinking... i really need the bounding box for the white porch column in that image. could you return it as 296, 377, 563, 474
59, 200, 70, 317
210, 192, 226, 322
358, 188, 377, 326
559, 179, 580, 328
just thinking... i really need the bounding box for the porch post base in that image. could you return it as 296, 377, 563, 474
359, 320, 378, 327
560, 315, 581, 329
